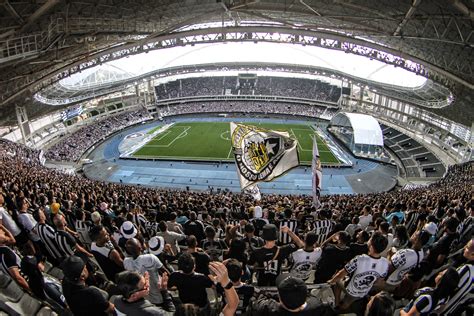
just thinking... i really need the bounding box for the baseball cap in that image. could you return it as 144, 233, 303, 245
61, 256, 86, 282
262, 224, 278, 241
51, 203, 60, 214
148, 236, 165, 255
120, 221, 138, 239
276, 275, 307, 310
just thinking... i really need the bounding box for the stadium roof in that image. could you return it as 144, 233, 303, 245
59, 43, 427, 88
331, 112, 384, 146
0, 0, 472, 123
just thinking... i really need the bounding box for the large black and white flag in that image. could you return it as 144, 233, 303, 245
230, 122, 299, 190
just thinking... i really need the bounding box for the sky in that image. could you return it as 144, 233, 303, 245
60, 42, 427, 88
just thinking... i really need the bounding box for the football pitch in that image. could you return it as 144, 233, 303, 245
132, 122, 339, 165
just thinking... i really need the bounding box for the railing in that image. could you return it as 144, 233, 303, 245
0, 18, 64, 63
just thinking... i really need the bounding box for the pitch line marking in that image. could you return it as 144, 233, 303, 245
142, 126, 191, 148
227, 147, 233, 159
220, 131, 231, 141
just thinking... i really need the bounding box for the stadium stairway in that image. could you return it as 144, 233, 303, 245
381, 125, 445, 179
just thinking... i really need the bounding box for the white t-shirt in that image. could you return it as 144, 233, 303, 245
290, 248, 322, 280
386, 249, 423, 286
124, 254, 163, 304
380, 233, 394, 258
18, 212, 40, 241
0, 207, 21, 236
344, 254, 389, 298
358, 214, 372, 230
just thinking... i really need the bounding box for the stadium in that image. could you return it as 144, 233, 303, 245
0, 1, 472, 316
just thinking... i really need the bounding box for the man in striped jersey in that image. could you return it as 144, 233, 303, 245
53, 213, 93, 261
130, 208, 149, 238
439, 239, 474, 315
0, 225, 30, 291
312, 209, 334, 246
405, 203, 429, 236
74, 209, 92, 250
276, 209, 298, 245
34, 209, 63, 265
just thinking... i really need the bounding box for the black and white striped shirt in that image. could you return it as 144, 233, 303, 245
312, 219, 333, 245
37, 223, 62, 261
133, 214, 148, 236
277, 219, 298, 244
405, 211, 420, 235
441, 263, 473, 315
75, 219, 91, 246
54, 230, 77, 259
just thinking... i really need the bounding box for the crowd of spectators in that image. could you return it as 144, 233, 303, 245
155, 76, 341, 102
45, 109, 151, 162
158, 100, 337, 120
0, 138, 472, 315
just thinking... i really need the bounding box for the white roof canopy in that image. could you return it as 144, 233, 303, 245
331, 112, 384, 146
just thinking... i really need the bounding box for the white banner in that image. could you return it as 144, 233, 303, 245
312, 136, 322, 209
230, 122, 299, 190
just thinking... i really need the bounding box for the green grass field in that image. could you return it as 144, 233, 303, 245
132, 122, 339, 165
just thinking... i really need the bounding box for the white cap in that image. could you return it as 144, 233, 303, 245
254, 205, 263, 218
148, 236, 165, 255
120, 221, 138, 239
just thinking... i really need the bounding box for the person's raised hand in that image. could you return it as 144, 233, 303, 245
208, 261, 230, 287
159, 272, 168, 290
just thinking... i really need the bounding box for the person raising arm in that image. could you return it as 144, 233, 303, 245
208, 261, 238, 316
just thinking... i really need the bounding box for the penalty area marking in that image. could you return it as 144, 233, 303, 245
220, 131, 231, 141
141, 126, 191, 148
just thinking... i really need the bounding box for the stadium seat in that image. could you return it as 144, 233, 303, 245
43, 260, 53, 273
36, 306, 59, 316
4, 293, 42, 316
0, 279, 24, 302
0, 272, 11, 288
47, 267, 64, 280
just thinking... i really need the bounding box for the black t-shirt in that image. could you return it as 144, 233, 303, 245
350, 242, 368, 258
313, 244, 352, 284
62, 281, 110, 316
191, 251, 211, 275
300, 214, 315, 232
0, 245, 20, 276
251, 296, 335, 316
20, 255, 46, 299
426, 233, 458, 264
168, 271, 213, 307
245, 236, 265, 252
201, 238, 227, 261
248, 244, 297, 286
183, 220, 205, 242
251, 218, 268, 237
